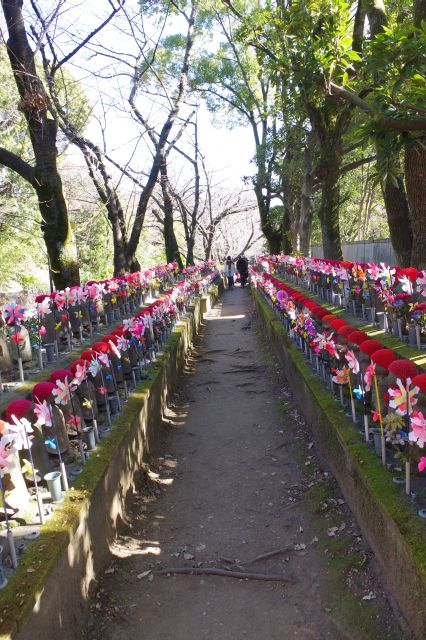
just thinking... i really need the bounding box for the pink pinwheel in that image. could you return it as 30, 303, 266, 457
132, 321, 145, 338
72, 363, 87, 386
52, 378, 72, 405
364, 363, 376, 392
0, 436, 17, 476
72, 286, 86, 304
88, 358, 102, 377
345, 350, 360, 375
39, 325, 47, 336
38, 297, 51, 318
325, 339, 338, 359
10, 332, 24, 345
54, 292, 66, 310
117, 335, 129, 352
97, 352, 110, 367
33, 399, 52, 427
416, 272, 426, 297
3, 302, 26, 326
398, 274, 413, 295
108, 340, 121, 359
122, 318, 135, 332
96, 386, 107, 395
371, 409, 381, 422
409, 411, 426, 448
367, 263, 380, 280
85, 283, 99, 300
388, 378, 419, 415
418, 457, 426, 472
64, 287, 76, 306
67, 415, 80, 429
332, 367, 350, 385
8, 415, 33, 450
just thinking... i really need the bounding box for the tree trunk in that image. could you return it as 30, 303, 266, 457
299, 132, 315, 255
381, 175, 413, 266
307, 98, 350, 261
405, 138, 426, 268
254, 187, 281, 254
405, 0, 426, 268
281, 203, 293, 254
160, 160, 183, 268
365, 0, 414, 266
2, 0, 80, 289
317, 145, 344, 260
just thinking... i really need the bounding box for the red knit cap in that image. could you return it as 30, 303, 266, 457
388, 359, 418, 382
330, 318, 347, 330
49, 369, 72, 383
371, 349, 398, 369
92, 342, 110, 354
359, 339, 383, 356
337, 325, 357, 337
32, 381, 56, 402
5, 399, 32, 421
347, 330, 369, 346
412, 374, 426, 393
81, 349, 98, 361
70, 359, 88, 374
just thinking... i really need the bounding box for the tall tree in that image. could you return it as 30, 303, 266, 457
0, 0, 81, 288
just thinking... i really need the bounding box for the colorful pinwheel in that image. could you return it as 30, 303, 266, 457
388, 378, 419, 415
3, 302, 26, 326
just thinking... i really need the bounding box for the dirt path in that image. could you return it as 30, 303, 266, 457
86, 287, 410, 640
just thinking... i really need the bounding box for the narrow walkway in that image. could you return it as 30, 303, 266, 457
86, 287, 408, 640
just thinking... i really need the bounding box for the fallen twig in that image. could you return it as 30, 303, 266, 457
244, 546, 294, 564
156, 567, 295, 583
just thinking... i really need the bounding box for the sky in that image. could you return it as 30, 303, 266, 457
46, 0, 256, 192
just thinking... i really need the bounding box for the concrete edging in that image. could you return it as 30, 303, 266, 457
253, 289, 426, 639
0, 288, 219, 640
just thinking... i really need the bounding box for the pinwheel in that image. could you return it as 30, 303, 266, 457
64, 287, 76, 306
54, 291, 66, 311
52, 378, 72, 406
345, 350, 360, 375
416, 272, 426, 297
3, 302, 26, 326
37, 297, 52, 318
409, 411, 426, 448
33, 398, 52, 427
0, 436, 17, 476
117, 335, 130, 352
88, 358, 102, 377
332, 367, 349, 385
418, 457, 426, 472
364, 363, 376, 392
8, 415, 33, 450
388, 378, 419, 416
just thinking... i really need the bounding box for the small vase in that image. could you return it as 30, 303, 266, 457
82, 426, 96, 451
45, 343, 56, 363
106, 311, 114, 325
408, 325, 417, 347
372, 428, 382, 457
0, 546, 7, 589
108, 395, 120, 416
44, 471, 63, 503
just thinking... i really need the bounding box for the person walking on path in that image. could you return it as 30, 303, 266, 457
223, 255, 236, 289
236, 252, 249, 288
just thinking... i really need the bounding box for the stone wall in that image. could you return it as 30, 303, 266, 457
311, 239, 397, 265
